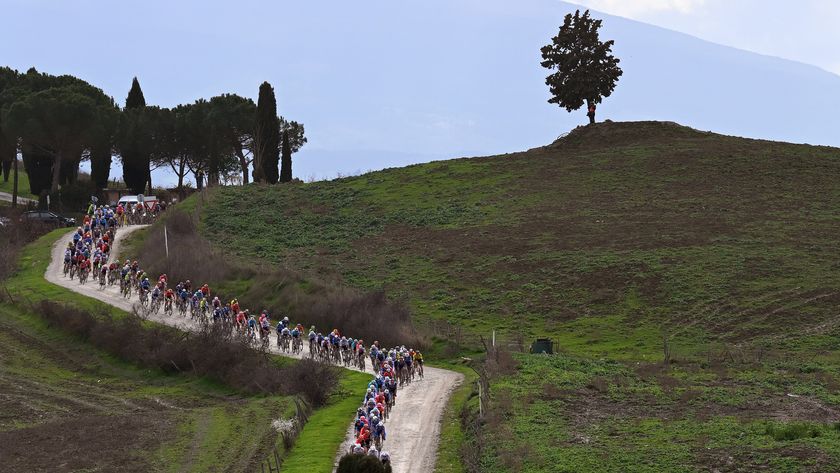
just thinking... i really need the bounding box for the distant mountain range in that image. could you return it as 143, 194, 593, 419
290, 0, 840, 180
47, 0, 835, 184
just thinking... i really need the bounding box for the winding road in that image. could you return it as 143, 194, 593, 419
45, 226, 463, 473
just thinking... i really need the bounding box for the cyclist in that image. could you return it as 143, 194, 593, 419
414, 350, 424, 376
236, 310, 247, 332
230, 298, 240, 314
164, 287, 175, 310
247, 314, 257, 338
151, 285, 162, 305
290, 325, 300, 348
259, 312, 271, 339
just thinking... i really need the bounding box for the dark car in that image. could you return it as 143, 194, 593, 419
20, 211, 76, 227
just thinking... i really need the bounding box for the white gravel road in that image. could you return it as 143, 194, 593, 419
45, 226, 463, 473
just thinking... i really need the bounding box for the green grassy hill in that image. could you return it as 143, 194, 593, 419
202, 121, 840, 355
1, 230, 370, 473
193, 121, 840, 472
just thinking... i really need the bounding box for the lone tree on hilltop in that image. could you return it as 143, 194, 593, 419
540, 9, 623, 125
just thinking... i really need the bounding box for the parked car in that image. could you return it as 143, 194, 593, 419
20, 211, 76, 227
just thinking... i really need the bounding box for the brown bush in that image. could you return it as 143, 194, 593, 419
35, 300, 338, 406
138, 209, 423, 349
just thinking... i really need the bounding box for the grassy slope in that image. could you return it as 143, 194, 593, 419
192, 121, 840, 471
0, 164, 33, 196
2, 230, 365, 473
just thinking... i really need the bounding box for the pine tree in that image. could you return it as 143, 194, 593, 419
252, 81, 279, 184
279, 129, 292, 182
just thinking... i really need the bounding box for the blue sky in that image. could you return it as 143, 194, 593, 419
1, 0, 838, 185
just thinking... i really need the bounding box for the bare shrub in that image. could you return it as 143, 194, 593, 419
138, 209, 422, 349
35, 300, 338, 405
586, 376, 609, 393
485, 346, 519, 377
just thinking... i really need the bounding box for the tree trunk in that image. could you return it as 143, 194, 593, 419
177, 160, 186, 200
587, 99, 596, 125
236, 148, 249, 185
50, 152, 61, 194
147, 169, 153, 195
12, 157, 18, 208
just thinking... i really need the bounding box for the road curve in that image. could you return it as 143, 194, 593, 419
0, 191, 36, 205
45, 227, 463, 473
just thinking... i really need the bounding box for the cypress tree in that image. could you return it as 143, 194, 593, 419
125, 77, 146, 109
253, 81, 279, 184
120, 77, 151, 193
279, 129, 292, 182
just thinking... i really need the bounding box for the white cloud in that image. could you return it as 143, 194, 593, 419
569, 0, 706, 18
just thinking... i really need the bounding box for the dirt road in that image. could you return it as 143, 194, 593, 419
46, 227, 463, 473
0, 191, 36, 205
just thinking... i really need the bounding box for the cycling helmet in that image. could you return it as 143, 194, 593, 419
380, 452, 390, 462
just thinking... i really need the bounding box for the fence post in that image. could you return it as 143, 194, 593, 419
478, 381, 483, 418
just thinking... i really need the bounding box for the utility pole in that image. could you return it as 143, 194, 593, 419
11, 156, 18, 208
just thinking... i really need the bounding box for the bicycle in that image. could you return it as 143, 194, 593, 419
164, 298, 173, 316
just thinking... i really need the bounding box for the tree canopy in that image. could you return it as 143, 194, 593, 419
540, 9, 623, 121
3, 77, 117, 194
0, 66, 306, 204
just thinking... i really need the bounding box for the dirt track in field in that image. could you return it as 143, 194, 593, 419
46, 226, 463, 473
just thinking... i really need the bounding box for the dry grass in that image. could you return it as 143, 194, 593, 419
137, 209, 422, 349
35, 300, 338, 405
